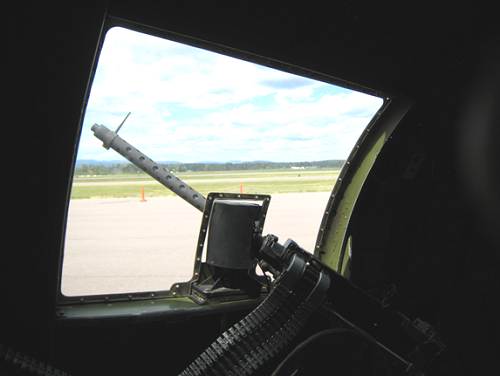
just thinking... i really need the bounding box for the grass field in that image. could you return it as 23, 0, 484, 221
70, 168, 340, 199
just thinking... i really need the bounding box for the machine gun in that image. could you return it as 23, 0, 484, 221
92, 122, 270, 297
92, 123, 206, 212
92, 122, 446, 375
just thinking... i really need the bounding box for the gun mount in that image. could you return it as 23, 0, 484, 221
91, 123, 206, 212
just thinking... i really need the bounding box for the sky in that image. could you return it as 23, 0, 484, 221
78, 27, 383, 163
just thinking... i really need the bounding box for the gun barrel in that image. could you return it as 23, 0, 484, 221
91, 124, 206, 212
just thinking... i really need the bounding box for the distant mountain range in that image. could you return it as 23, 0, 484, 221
76, 159, 340, 166
76, 159, 273, 166
75, 159, 346, 174
76, 159, 181, 166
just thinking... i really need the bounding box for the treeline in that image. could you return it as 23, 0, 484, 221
75, 163, 142, 175
75, 160, 345, 175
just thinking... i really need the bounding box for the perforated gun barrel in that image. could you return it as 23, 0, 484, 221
91, 124, 206, 212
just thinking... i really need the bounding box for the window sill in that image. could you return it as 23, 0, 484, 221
56, 295, 263, 323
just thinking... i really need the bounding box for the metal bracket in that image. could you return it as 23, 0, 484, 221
170, 192, 271, 300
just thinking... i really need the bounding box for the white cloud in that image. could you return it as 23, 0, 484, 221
77, 26, 383, 163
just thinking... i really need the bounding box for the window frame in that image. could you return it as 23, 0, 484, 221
56, 16, 389, 306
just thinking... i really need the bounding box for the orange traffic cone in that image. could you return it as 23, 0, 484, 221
140, 186, 147, 202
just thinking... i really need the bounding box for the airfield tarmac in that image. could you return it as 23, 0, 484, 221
61, 192, 331, 296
